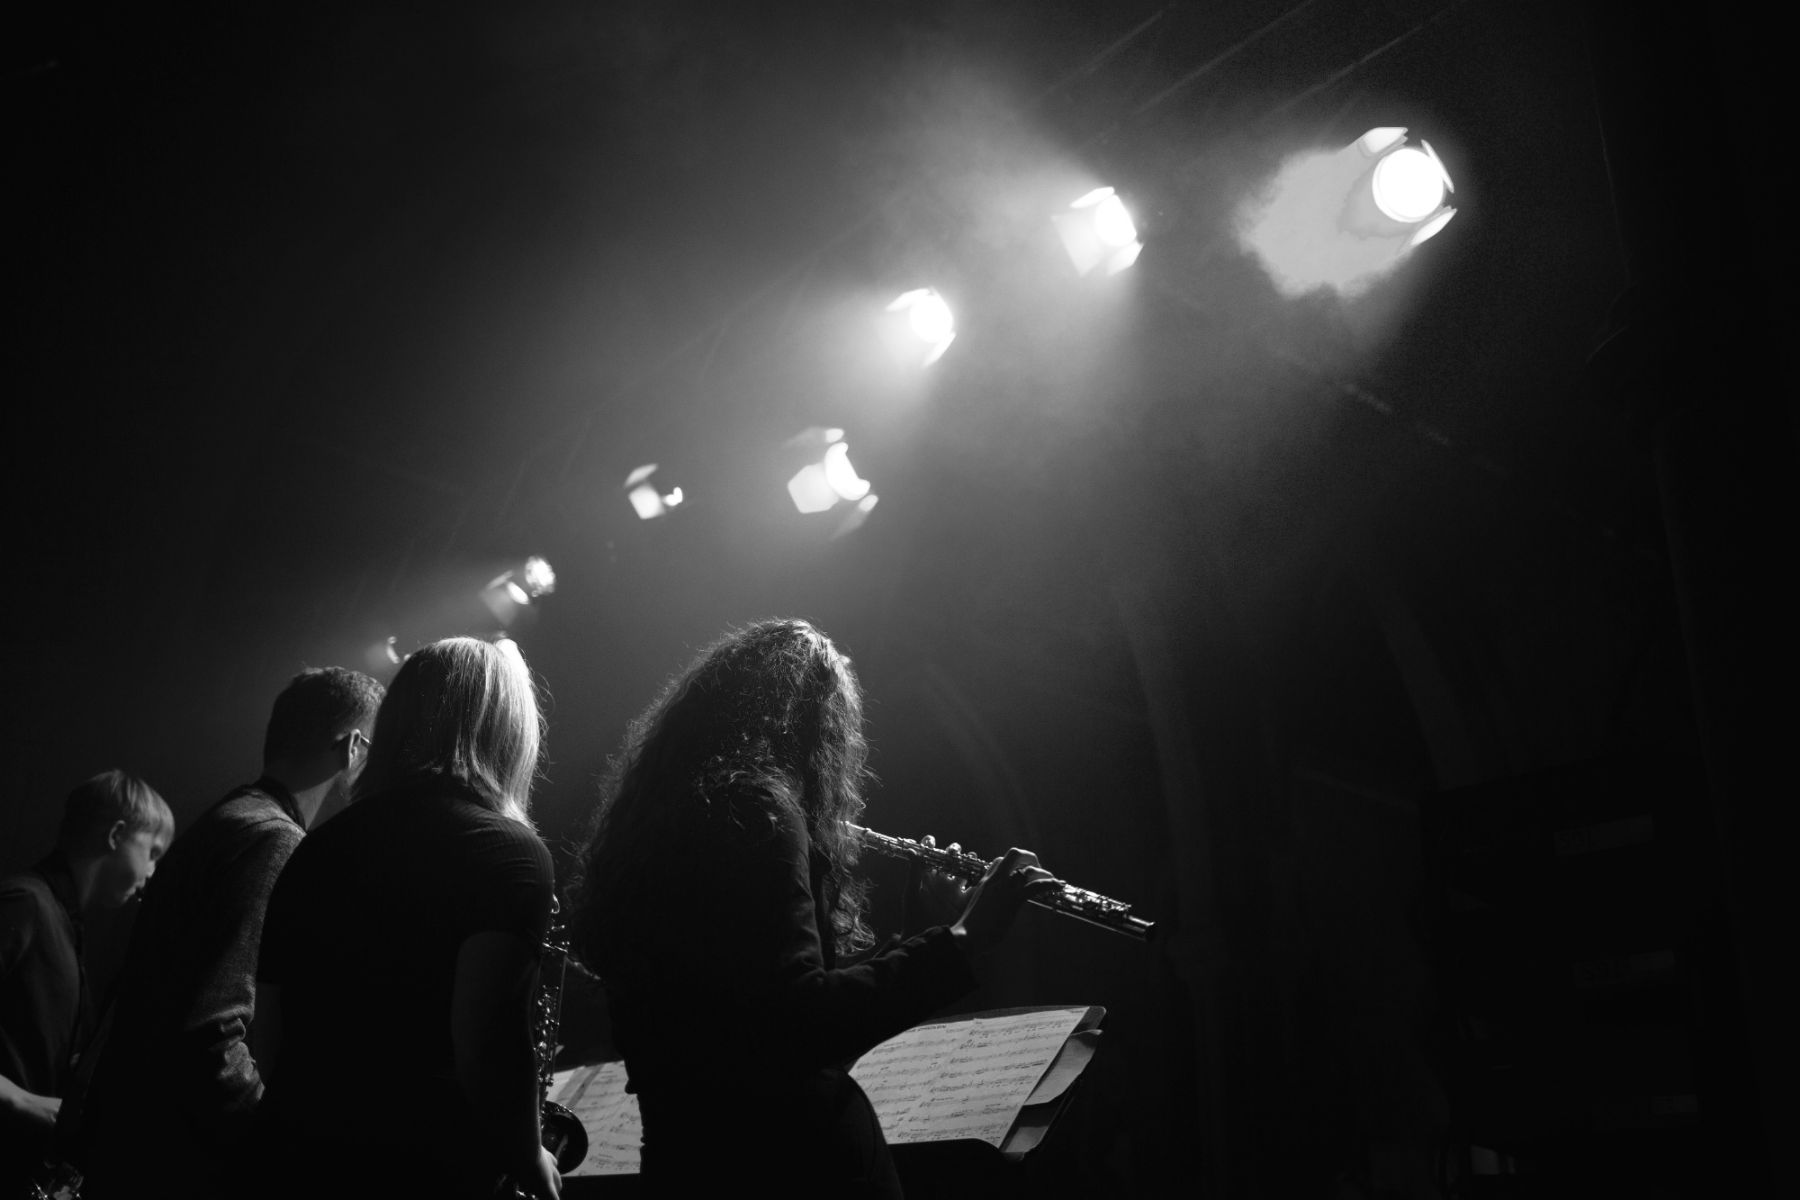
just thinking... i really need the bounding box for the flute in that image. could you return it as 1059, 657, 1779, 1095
849, 824, 1154, 941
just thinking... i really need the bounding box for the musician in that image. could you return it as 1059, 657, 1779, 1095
570, 618, 1058, 1198
0, 770, 173, 1191
76, 666, 384, 1198
254, 637, 561, 1200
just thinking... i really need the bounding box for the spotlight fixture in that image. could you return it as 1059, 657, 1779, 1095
1054, 186, 1144, 276
1341, 128, 1457, 247
518, 556, 556, 599
1235, 125, 1460, 298
364, 636, 403, 673
786, 427, 878, 521
624, 464, 685, 520
886, 288, 956, 366
481, 556, 556, 626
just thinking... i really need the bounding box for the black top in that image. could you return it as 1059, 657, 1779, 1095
597, 783, 977, 1188
78, 779, 306, 1192
0, 855, 88, 1182
257, 774, 554, 1180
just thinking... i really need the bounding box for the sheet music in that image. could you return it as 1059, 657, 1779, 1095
549, 1062, 642, 1176
850, 1007, 1089, 1146
550, 1006, 1090, 1171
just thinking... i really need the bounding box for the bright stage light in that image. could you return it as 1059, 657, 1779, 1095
482, 555, 557, 626
1055, 187, 1144, 276
521, 556, 556, 598
1372, 147, 1449, 222
1236, 127, 1458, 298
821, 443, 871, 502
886, 288, 956, 365
787, 428, 878, 521
625, 463, 685, 520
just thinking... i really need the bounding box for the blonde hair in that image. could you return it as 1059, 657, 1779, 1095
353, 637, 543, 823
58, 769, 174, 853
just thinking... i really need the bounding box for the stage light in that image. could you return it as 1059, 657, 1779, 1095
1236, 126, 1458, 298
1054, 187, 1144, 276
481, 556, 556, 627
886, 288, 956, 366
821, 443, 871, 502
364, 636, 403, 673
521, 556, 555, 597
1372, 149, 1447, 221
1340, 129, 1455, 239
787, 428, 877, 520
625, 464, 685, 520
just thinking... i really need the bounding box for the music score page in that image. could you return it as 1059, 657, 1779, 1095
552, 1005, 1090, 1174
849, 1006, 1090, 1146
550, 1062, 639, 1176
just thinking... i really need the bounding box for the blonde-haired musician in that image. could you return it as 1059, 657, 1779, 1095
255, 637, 561, 1199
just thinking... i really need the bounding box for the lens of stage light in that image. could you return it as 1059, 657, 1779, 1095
505, 581, 531, 606
909, 292, 954, 343
1093, 193, 1138, 248
1372, 148, 1448, 222
627, 485, 662, 520
886, 289, 956, 364
822, 442, 872, 502
522, 556, 556, 597
787, 463, 838, 513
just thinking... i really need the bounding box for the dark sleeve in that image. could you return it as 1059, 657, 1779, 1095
0, 882, 37, 979
255, 840, 305, 988
455, 816, 555, 947
703, 800, 978, 1070
187, 817, 305, 1126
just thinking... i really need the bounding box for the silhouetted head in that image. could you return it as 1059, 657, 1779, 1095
262, 666, 385, 821
353, 636, 543, 823
57, 769, 174, 909
575, 618, 873, 961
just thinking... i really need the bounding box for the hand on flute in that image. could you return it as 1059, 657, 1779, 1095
950, 846, 1063, 958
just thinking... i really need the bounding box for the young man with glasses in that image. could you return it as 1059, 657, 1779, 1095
70, 666, 385, 1198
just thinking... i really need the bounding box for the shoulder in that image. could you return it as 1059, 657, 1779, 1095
0, 871, 54, 912
0, 869, 49, 897
0, 874, 58, 962
455, 803, 554, 876
697, 776, 815, 884
203, 792, 305, 847
704, 774, 805, 838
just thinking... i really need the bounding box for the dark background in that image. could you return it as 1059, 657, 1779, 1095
6, 1, 1793, 1195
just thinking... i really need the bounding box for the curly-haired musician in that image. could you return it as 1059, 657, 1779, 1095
571, 618, 1057, 1198
255, 638, 561, 1199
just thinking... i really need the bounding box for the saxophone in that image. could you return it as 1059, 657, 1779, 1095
849, 824, 1155, 940
515, 896, 589, 1193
